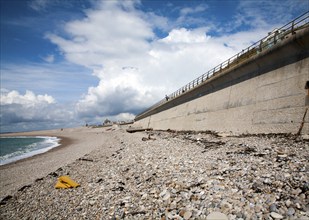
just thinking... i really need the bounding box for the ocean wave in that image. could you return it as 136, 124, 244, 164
0, 136, 61, 165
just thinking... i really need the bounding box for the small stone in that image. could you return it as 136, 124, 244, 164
89, 200, 96, 206
269, 204, 278, 212
255, 204, 262, 212
170, 201, 177, 209
141, 193, 148, 199
285, 200, 292, 207
183, 211, 192, 220
287, 207, 295, 216
292, 188, 302, 195
160, 189, 167, 197
301, 134, 309, 140
206, 212, 228, 220
179, 210, 186, 217
284, 173, 291, 178
295, 203, 301, 209
302, 182, 309, 192
162, 192, 171, 201
270, 212, 283, 219
263, 178, 272, 185
166, 212, 173, 219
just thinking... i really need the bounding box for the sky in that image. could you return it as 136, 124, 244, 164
1, 0, 308, 133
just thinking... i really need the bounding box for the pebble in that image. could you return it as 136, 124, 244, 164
285, 200, 292, 207
269, 204, 278, 212
183, 211, 192, 220
206, 212, 228, 220
270, 212, 284, 219
88, 200, 96, 206
287, 207, 295, 216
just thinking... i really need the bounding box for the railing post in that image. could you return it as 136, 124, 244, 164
259, 40, 262, 52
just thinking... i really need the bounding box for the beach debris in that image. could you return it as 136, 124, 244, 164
35, 177, 44, 182
55, 176, 80, 189
48, 172, 58, 177
106, 128, 115, 131
18, 185, 31, 192
0, 195, 12, 205
126, 127, 153, 133
96, 178, 103, 183
78, 157, 94, 162
142, 134, 156, 141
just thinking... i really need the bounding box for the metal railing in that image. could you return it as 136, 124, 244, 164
136, 11, 309, 119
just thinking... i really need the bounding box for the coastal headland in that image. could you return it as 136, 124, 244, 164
0, 126, 308, 219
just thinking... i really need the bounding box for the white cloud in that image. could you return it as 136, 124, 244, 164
46, 1, 153, 68
0, 89, 53, 125
180, 5, 208, 16
1, 62, 95, 103
29, 0, 51, 11
1, 89, 55, 106
159, 28, 209, 43
0, 89, 77, 132
231, 0, 307, 31
42, 54, 55, 63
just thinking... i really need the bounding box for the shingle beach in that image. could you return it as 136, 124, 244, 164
0, 126, 308, 219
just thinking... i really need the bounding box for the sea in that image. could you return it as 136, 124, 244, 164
0, 136, 60, 165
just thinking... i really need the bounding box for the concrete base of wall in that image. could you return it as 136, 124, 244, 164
134, 28, 309, 135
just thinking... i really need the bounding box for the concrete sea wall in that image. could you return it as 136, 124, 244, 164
134, 28, 309, 134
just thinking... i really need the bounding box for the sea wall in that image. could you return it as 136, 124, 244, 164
134, 28, 309, 134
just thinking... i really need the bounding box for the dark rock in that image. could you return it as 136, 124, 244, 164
0, 195, 12, 205
269, 203, 278, 212
18, 185, 31, 192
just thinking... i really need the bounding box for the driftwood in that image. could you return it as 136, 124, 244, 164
126, 127, 153, 133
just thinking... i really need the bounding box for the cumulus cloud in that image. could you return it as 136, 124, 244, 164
46, 1, 153, 68
45, 1, 243, 123
0, 89, 76, 132
1, 89, 55, 106
1, 62, 95, 103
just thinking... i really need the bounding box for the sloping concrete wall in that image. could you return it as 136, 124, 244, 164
134, 28, 309, 134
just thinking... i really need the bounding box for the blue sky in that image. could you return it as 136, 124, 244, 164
1, 0, 308, 132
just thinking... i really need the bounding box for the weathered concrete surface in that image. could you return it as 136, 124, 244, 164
134, 28, 309, 134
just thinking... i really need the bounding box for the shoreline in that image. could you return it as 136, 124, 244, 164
0, 126, 113, 199
0, 135, 74, 167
